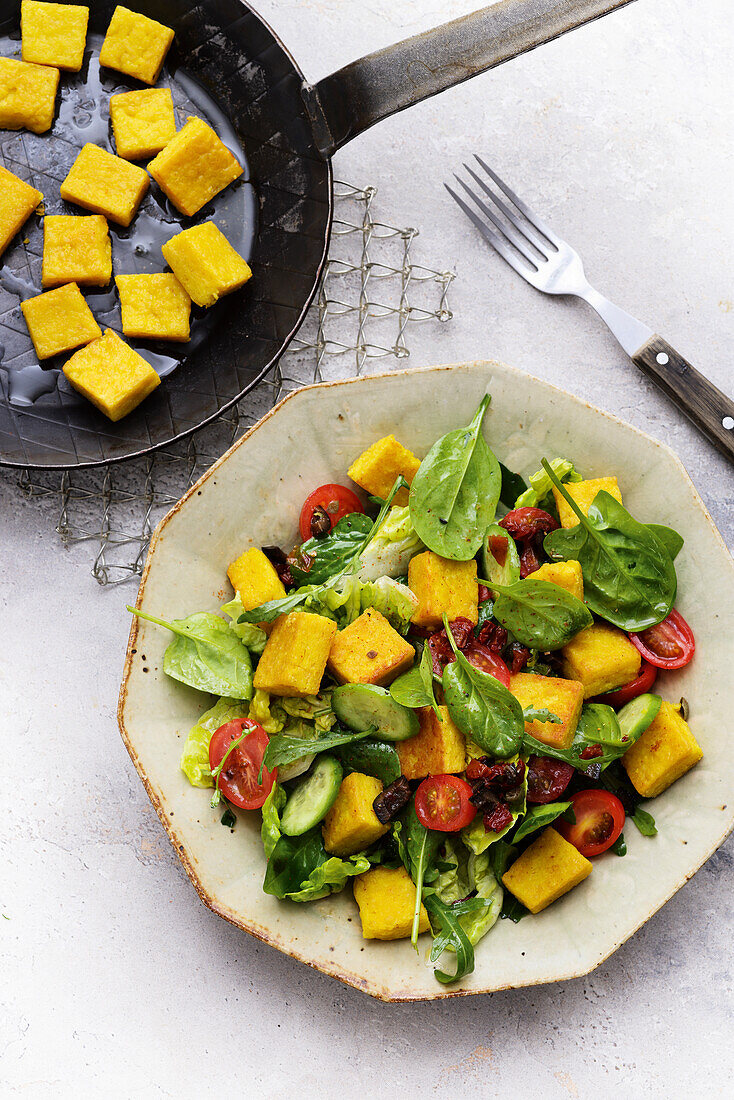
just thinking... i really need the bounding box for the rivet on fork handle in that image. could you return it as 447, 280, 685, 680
633, 336, 734, 461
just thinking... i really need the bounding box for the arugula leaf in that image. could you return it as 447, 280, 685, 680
488, 578, 593, 650
645, 524, 684, 561
220, 807, 236, 828
611, 833, 627, 856
441, 616, 524, 758
522, 708, 562, 724
397, 804, 442, 947
499, 462, 527, 508
129, 608, 253, 699
289, 513, 372, 585
261, 726, 374, 774
513, 801, 573, 843
409, 394, 501, 561
334, 739, 401, 785
632, 807, 658, 836
389, 645, 441, 718
542, 462, 677, 631
424, 894, 484, 983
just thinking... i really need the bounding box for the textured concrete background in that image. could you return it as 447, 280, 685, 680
1, 0, 732, 1096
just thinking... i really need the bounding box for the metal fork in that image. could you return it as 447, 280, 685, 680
446, 156, 734, 461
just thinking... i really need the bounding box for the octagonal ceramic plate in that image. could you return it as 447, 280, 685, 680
118, 360, 734, 1001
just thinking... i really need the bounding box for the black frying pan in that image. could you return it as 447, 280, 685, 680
0, 0, 635, 468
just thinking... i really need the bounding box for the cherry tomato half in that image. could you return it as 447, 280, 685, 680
414, 774, 476, 832
629, 609, 695, 670
595, 659, 657, 707
299, 483, 365, 541
208, 720, 276, 810
526, 755, 575, 804
462, 641, 512, 689
556, 789, 625, 857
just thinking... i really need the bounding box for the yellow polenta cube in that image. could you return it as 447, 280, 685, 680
148, 116, 243, 217
42, 214, 111, 287
60, 144, 149, 227
116, 273, 190, 342
322, 772, 388, 857
553, 476, 622, 529
253, 611, 336, 697
21, 1, 89, 71
99, 5, 174, 85
354, 866, 430, 940
622, 701, 702, 798
532, 560, 584, 601
397, 705, 466, 780
509, 672, 584, 751
327, 608, 415, 687
161, 222, 251, 308
562, 622, 641, 698
0, 166, 42, 259
21, 283, 101, 359
63, 328, 160, 420
227, 547, 285, 609
0, 57, 59, 134
408, 550, 478, 629
502, 827, 592, 914
110, 88, 176, 160
347, 435, 421, 507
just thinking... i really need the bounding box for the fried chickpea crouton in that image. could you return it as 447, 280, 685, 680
42, 214, 111, 287
99, 5, 174, 85
227, 547, 285, 609
116, 273, 191, 342
148, 116, 243, 217
502, 827, 592, 913
63, 328, 160, 420
347, 435, 421, 507
0, 167, 42, 259
0, 57, 60, 134
21, 283, 101, 359
408, 550, 478, 629
253, 611, 337, 697
562, 622, 641, 698
532, 559, 584, 601
162, 222, 252, 308
322, 773, 388, 857
354, 866, 430, 940
509, 672, 584, 751
622, 701, 702, 798
110, 88, 176, 160
553, 476, 622, 529
21, 1, 89, 72
60, 144, 149, 227
397, 706, 466, 780
327, 608, 415, 687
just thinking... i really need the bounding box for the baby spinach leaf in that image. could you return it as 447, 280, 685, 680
128, 608, 253, 699
499, 462, 527, 508
631, 807, 658, 836
500, 893, 528, 923
261, 726, 374, 774
424, 894, 485, 984
289, 514, 373, 585
646, 523, 684, 561
409, 394, 501, 561
389, 645, 441, 719
334, 739, 401, 786
541, 462, 677, 631
512, 801, 573, 844
489, 578, 593, 650
441, 616, 524, 759
522, 702, 639, 771
263, 828, 369, 901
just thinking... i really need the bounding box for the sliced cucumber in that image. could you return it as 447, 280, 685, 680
481, 524, 520, 590
280, 755, 343, 837
332, 683, 420, 742
617, 693, 662, 742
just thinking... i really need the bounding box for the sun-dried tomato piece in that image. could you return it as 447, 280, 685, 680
519, 544, 542, 577
499, 507, 559, 543
475, 619, 508, 652
478, 583, 491, 604
506, 642, 531, 673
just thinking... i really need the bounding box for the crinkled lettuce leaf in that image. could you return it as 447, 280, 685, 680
358, 505, 424, 581
280, 691, 335, 733
433, 838, 503, 949
180, 697, 248, 787
248, 689, 287, 734
514, 457, 582, 509
261, 782, 287, 859
221, 595, 267, 653
319, 573, 418, 634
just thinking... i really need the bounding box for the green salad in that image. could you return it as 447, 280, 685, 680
130, 394, 702, 985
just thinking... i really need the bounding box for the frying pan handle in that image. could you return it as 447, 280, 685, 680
306, 0, 637, 156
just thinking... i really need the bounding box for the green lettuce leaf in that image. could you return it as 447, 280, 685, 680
180, 697, 249, 787
221, 596, 267, 653
261, 782, 287, 859
358, 505, 425, 580
248, 689, 287, 734
462, 850, 503, 946
514, 457, 581, 509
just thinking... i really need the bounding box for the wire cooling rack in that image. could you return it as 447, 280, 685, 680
9, 182, 454, 585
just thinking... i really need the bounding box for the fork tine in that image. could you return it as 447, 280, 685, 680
463, 164, 550, 256
455, 173, 541, 265
474, 154, 562, 248
444, 183, 537, 276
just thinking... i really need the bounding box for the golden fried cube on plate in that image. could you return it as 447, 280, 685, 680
161, 222, 251, 308
63, 328, 160, 420
502, 827, 592, 914
0, 166, 42, 258
60, 143, 149, 227
348, 435, 421, 507
562, 622, 641, 699
116, 273, 190, 342
227, 547, 285, 609
510, 672, 584, 751
21, 1, 89, 72
148, 116, 243, 217
327, 608, 415, 687
0, 57, 60, 134
622, 701, 703, 798
21, 282, 101, 359
253, 611, 337, 697
99, 5, 174, 85
408, 550, 478, 630
397, 706, 466, 781
532, 560, 584, 601
322, 773, 388, 857
553, 476, 622, 528
354, 866, 430, 940
110, 88, 176, 161
42, 214, 111, 287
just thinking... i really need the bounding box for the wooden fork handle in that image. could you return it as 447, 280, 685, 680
633, 335, 734, 462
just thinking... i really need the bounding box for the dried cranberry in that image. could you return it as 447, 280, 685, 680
372, 776, 412, 823
579, 745, 603, 760
475, 620, 508, 652
506, 642, 531, 673
483, 802, 513, 833
499, 507, 559, 543
526, 755, 575, 804
446, 617, 475, 648
519, 544, 542, 577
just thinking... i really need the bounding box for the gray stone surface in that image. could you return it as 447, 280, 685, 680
1, 0, 732, 1095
